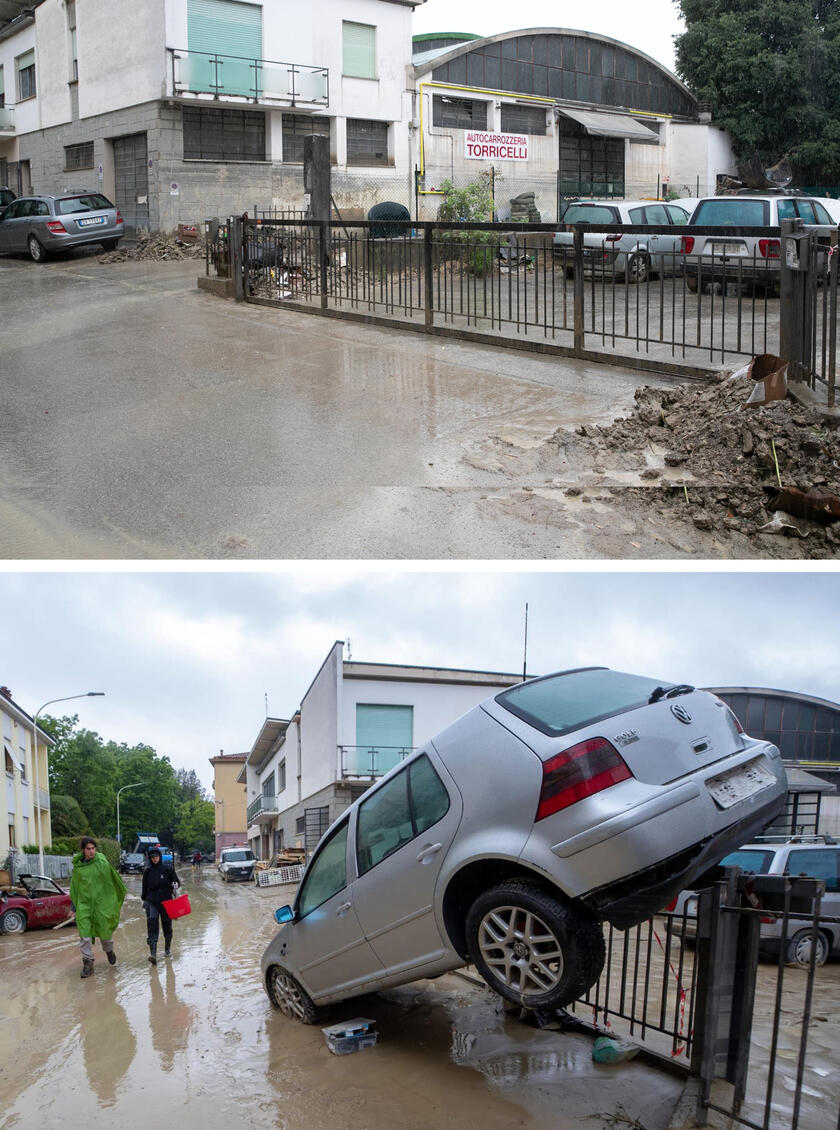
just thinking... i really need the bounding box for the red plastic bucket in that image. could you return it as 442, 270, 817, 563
161, 893, 191, 919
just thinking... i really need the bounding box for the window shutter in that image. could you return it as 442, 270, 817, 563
188, 0, 261, 57
17, 50, 35, 70
343, 22, 375, 79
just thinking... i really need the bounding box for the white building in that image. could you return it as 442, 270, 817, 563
240, 641, 522, 859
0, 0, 423, 231
1, 685, 54, 862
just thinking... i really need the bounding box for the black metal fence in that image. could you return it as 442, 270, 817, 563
209, 215, 839, 392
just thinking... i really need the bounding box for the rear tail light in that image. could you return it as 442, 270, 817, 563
664, 897, 678, 913
604, 234, 622, 243
680, 236, 695, 254
46, 220, 67, 234
116, 211, 124, 226
760, 915, 776, 924
759, 238, 780, 259
536, 737, 632, 821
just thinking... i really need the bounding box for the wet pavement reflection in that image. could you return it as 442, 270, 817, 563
0, 872, 693, 1129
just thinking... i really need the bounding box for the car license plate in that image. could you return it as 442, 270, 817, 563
709, 241, 744, 257
706, 758, 775, 809
78, 216, 106, 226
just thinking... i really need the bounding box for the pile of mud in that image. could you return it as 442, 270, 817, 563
99, 233, 206, 263
551, 372, 840, 555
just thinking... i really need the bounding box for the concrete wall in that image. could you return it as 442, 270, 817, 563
211, 757, 247, 843
1, 699, 51, 856
299, 642, 342, 803
668, 121, 736, 198
78, 0, 165, 118
0, 22, 38, 136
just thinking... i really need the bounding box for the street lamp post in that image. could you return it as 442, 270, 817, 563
32, 692, 105, 874
116, 782, 143, 850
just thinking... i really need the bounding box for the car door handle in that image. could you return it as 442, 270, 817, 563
336, 901, 352, 916
416, 842, 442, 863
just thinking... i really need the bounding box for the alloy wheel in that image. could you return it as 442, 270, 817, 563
476, 904, 565, 998
0, 909, 27, 934
270, 968, 308, 1020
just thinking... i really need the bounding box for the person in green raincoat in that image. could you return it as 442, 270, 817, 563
69, 836, 127, 979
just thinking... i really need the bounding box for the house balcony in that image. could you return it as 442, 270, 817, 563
35, 787, 50, 811
166, 48, 328, 109
0, 106, 14, 132
247, 794, 279, 824
340, 745, 414, 781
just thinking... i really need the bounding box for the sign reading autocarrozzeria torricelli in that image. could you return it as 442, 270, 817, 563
464, 131, 528, 160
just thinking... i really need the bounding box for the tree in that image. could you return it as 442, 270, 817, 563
44, 719, 117, 834
173, 797, 216, 855
50, 794, 90, 837
175, 767, 207, 803
674, 0, 840, 184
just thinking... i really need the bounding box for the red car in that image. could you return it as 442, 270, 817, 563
0, 874, 73, 934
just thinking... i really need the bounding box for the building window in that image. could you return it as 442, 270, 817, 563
16, 50, 36, 101
4, 746, 13, 775
70, 25, 78, 81
262, 774, 274, 798
432, 96, 487, 131
8, 818, 15, 847
295, 816, 305, 835
277, 759, 286, 793
355, 703, 413, 775
346, 118, 388, 166
0, 65, 5, 109
343, 21, 376, 79
500, 104, 547, 136
64, 142, 94, 171
282, 113, 330, 163
18, 750, 26, 782
183, 106, 265, 161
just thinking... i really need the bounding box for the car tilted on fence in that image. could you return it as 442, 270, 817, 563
261, 666, 787, 1023
0, 874, 72, 934
553, 199, 691, 282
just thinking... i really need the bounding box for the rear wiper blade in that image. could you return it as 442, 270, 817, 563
665, 684, 695, 698
648, 686, 667, 703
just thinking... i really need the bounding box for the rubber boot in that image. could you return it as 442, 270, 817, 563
148, 941, 157, 966
80, 958, 94, 978
164, 940, 171, 958
107, 949, 117, 965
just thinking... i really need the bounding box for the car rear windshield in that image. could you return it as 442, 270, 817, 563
562, 204, 618, 224
496, 668, 670, 737
56, 194, 113, 215
125, 854, 144, 863
691, 200, 767, 226
719, 849, 775, 873
224, 850, 254, 862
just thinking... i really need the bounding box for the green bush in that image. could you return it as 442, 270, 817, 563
436, 173, 499, 277
22, 844, 41, 854
49, 836, 84, 857
98, 838, 120, 868
50, 794, 91, 837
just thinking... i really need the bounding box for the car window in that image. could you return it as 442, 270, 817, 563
666, 205, 689, 225
628, 207, 645, 223
719, 849, 775, 873
563, 205, 619, 224
644, 204, 669, 224
32, 200, 49, 217
356, 754, 450, 876
810, 202, 834, 224
3, 200, 26, 219
786, 849, 839, 892
692, 200, 767, 226
56, 193, 112, 215
497, 667, 670, 737
222, 849, 254, 862
297, 819, 348, 918
776, 199, 797, 221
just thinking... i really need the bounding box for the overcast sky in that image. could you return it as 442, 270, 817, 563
412, 0, 685, 74
2, 569, 837, 792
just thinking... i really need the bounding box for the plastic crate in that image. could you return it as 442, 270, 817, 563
321, 1018, 378, 1055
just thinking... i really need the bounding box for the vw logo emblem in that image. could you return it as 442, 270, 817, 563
671, 704, 692, 725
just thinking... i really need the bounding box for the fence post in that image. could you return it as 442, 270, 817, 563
230, 214, 244, 302
319, 220, 329, 310
573, 225, 585, 355
424, 224, 434, 329
779, 217, 803, 371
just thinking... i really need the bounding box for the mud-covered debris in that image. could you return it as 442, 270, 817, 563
99, 232, 206, 263
769, 486, 840, 524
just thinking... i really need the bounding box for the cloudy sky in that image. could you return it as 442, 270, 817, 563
2, 568, 837, 792
412, 0, 684, 74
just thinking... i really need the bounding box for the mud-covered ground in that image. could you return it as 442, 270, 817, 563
0, 872, 683, 1130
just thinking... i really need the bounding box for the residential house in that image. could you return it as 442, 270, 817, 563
240, 641, 523, 859
209, 749, 247, 856
0, 0, 423, 231
1, 685, 54, 861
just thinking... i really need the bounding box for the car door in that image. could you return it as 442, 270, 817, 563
351, 751, 464, 978
290, 816, 384, 999
0, 198, 25, 251
644, 203, 672, 267
785, 847, 840, 942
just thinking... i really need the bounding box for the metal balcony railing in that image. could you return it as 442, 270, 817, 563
340, 745, 414, 779
168, 48, 328, 107
247, 793, 279, 823
0, 106, 14, 132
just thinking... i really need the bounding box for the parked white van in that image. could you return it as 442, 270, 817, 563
218, 847, 256, 882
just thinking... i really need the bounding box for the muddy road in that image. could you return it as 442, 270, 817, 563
0, 870, 684, 1130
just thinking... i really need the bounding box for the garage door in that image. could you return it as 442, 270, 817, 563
113, 134, 149, 235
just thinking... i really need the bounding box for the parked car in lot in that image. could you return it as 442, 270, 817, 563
681, 195, 836, 295
553, 199, 691, 282
0, 191, 124, 262
119, 852, 146, 875
0, 874, 73, 934
261, 666, 787, 1023
671, 835, 840, 966
218, 847, 256, 882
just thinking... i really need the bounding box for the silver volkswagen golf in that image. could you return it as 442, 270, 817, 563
261, 667, 787, 1023
0, 191, 124, 261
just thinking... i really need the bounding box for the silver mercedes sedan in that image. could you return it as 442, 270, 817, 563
261, 667, 788, 1023
0, 191, 124, 261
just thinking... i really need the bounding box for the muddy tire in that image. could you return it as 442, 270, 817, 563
266, 965, 326, 1024
101, 239, 120, 252
466, 879, 605, 1010
785, 929, 829, 968
0, 908, 28, 934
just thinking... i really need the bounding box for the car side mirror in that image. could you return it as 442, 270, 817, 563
274, 905, 294, 924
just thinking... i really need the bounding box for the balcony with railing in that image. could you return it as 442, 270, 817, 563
167, 48, 328, 108
247, 793, 279, 824
340, 745, 414, 780
0, 105, 14, 132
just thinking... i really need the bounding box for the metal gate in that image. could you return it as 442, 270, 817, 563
303, 805, 329, 855
113, 133, 149, 234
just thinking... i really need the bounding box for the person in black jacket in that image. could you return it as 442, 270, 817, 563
141, 846, 180, 965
